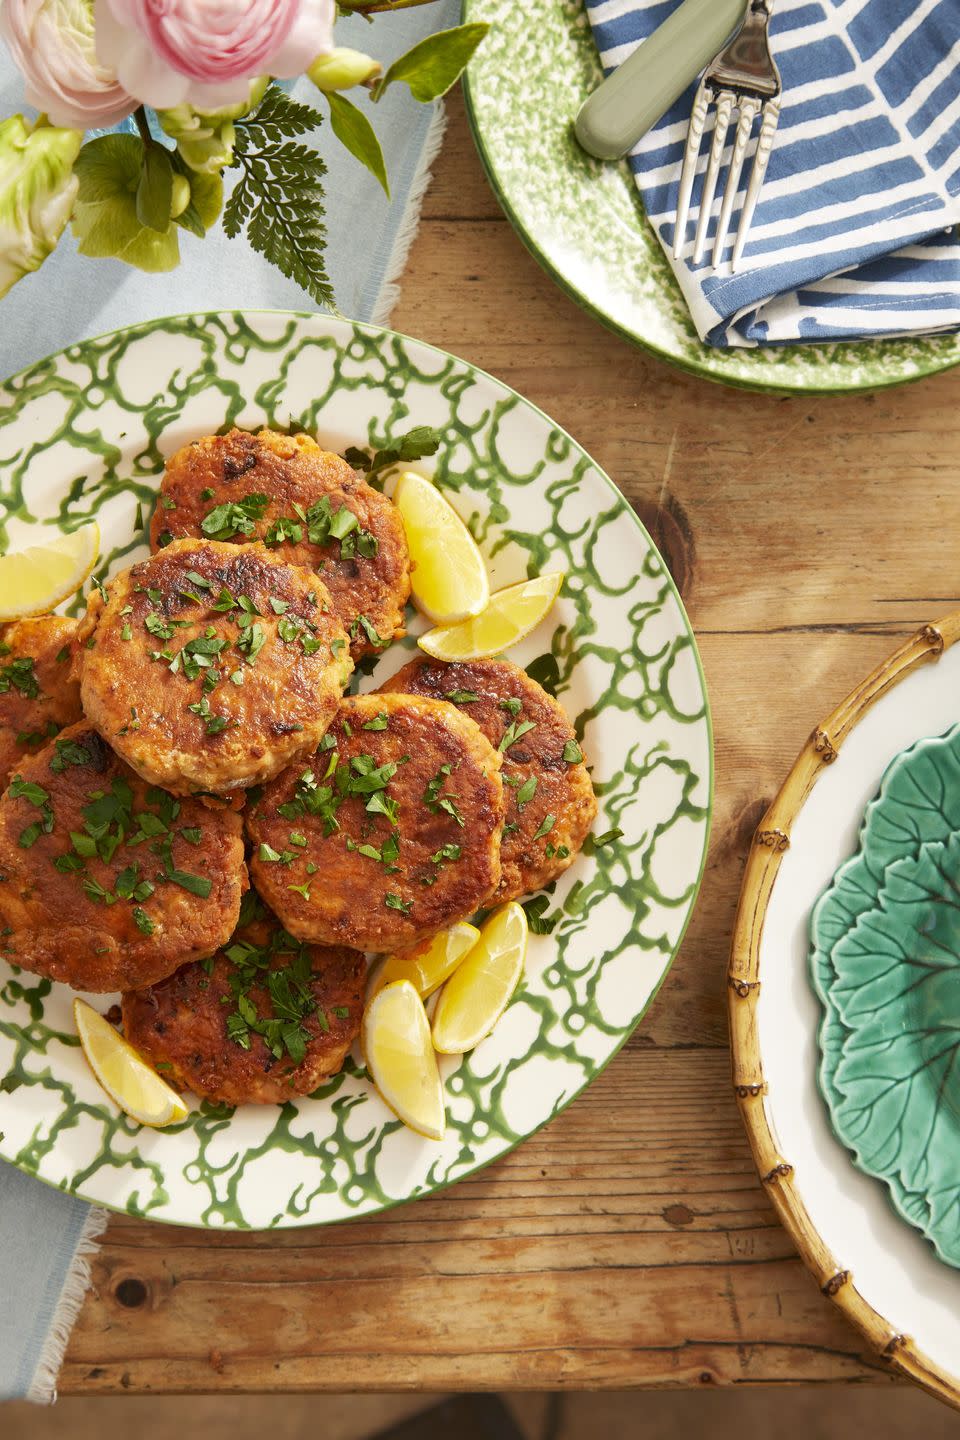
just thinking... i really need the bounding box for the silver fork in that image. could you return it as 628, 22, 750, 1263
672, 0, 781, 272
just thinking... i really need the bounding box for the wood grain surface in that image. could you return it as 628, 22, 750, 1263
60, 92, 960, 1395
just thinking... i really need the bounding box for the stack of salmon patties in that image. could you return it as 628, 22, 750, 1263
0, 427, 596, 1108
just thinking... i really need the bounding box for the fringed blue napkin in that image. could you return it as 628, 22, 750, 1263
585, 0, 960, 347
0, 0, 458, 1400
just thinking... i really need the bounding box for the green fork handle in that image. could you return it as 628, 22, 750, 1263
575, 0, 748, 160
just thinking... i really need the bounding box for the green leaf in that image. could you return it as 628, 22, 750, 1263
136, 142, 174, 233
72, 135, 180, 273
372, 23, 489, 104
226, 85, 332, 309
525, 653, 560, 697
324, 93, 389, 196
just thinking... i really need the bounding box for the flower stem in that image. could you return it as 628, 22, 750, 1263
133, 106, 153, 146
340, 0, 441, 10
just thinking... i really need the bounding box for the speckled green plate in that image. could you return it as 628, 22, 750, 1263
811, 725, 960, 1266
0, 310, 712, 1230
463, 0, 960, 394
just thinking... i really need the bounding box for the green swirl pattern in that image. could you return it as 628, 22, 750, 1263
0, 311, 712, 1229
463, 0, 960, 395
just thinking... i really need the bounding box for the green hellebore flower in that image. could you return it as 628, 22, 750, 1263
0, 115, 81, 300
309, 48, 381, 93
157, 78, 268, 175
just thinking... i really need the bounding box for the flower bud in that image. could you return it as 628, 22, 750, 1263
170, 174, 191, 219
308, 48, 381, 93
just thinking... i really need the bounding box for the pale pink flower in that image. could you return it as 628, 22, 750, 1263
0, 0, 135, 130
94, 0, 336, 111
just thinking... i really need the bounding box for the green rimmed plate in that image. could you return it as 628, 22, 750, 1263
811, 725, 960, 1265
463, 0, 960, 394
0, 310, 713, 1230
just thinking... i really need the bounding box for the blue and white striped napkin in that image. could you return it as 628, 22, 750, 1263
585, 0, 960, 347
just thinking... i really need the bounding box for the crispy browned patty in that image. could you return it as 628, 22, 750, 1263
151, 428, 410, 660
79, 538, 352, 795
0, 722, 246, 992
122, 893, 365, 1105
246, 692, 504, 952
379, 657, 597, 902
0, 617, 83, 787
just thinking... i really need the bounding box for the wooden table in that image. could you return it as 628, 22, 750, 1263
61, 93, 959, 1395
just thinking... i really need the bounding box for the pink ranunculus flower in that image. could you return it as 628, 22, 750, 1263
0, 0, 136, 130
94, 0, 336, 111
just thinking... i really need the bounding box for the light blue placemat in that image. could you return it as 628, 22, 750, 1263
0, 0, 458, 1402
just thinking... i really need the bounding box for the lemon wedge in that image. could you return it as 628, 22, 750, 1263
368, 921, 480, 1004
418, 571, 564, 661
432, 901, 528, 1054
0, 523, 100, 622
393, 471, 489, 624
74, 998, 188, 1128
362, 979, 445, 1140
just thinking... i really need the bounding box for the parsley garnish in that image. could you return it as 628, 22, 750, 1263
445, 689, 478, 704
385, 893, 412, 914
362, 712, 389, 731
562, 739, 583, 764
49, 738, 93, 773
201, 492, 270, 541
499, 697, 522, 718
522, 894, 558, 935
0, 657, 39, 699
343, 425, 442, 487
514, 776, 537, 810
423, 764, 464, 827
499, 719, 536, 754
533, 814, 556, 841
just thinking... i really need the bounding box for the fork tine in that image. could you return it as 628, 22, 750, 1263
673, 79, 712, 261
712, 96, 759, 268
731, 97, 781, 271
692, 89, 735, 265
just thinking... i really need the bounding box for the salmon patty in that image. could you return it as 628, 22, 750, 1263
0, 723, 246, 992
152, 428, 410, 660
247, 692, 505, 952
380, 657, 596, 902
0, 617, 82, 787
79, 538, 352, 795
122, 892, 365, 1106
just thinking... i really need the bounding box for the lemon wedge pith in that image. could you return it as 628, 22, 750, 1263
0, 523, 100, 622
432, 901, 528, 1054
74, 998, 188, 1128
362, 979, 446, 1140
367, 922, 481, 1004
394, 471, 489, 624
418, 571, 564, 661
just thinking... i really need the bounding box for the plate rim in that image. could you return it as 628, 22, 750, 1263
0, 306, 715, 1229
729, 610, 960, 1410
462, 0, 960, 398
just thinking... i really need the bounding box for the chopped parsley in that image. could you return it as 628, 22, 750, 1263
200, 492, 270, 540
514, 776, 537, 810
423, 764, 465, 827
562, 739, 583, 764
499, 719, 536, 754
533, 813, 556, 841
499, 697, 523, 718
187, 695, 233, 735
350, 613, 389, 650
0, 657, 39, 699
445, 689, 479, 704
522, 894, 558, 935
362, 712, 389, 731
384, 893, 412, 914
49, 737, 94, 773
222, 927, 327, 1065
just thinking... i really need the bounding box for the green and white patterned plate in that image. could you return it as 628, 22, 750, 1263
0, 311, 712, 1230
463, 0, 960, 394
